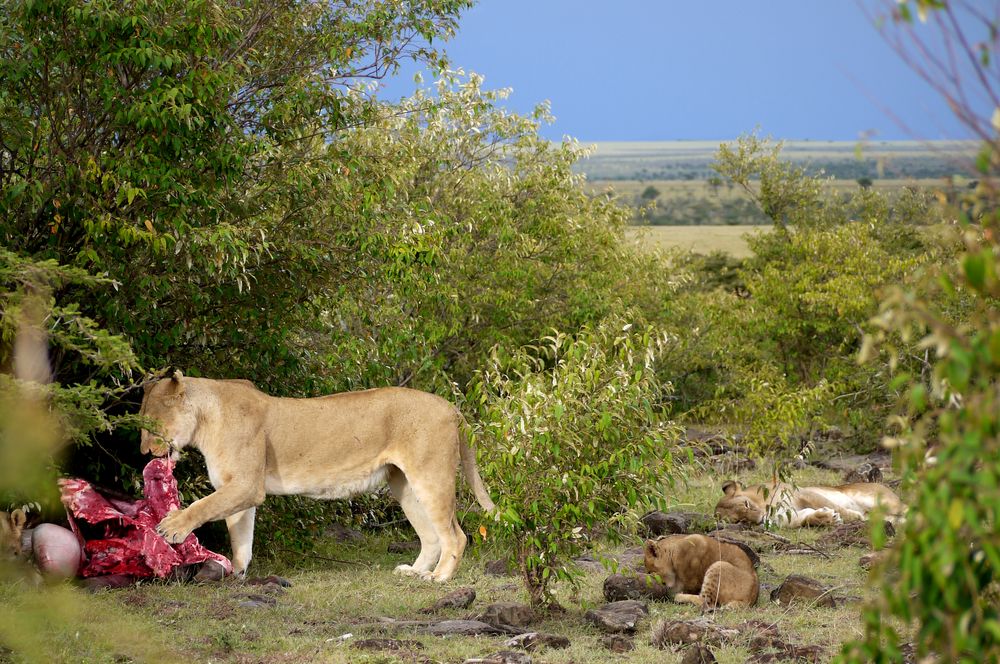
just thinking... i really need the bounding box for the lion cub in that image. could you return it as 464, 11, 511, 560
0, 510, 27, 559
644, 534, 759, 609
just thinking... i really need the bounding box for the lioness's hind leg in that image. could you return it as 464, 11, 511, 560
388, 469, 440, 576
225, 507, 256, 576
405, 476, 465, 583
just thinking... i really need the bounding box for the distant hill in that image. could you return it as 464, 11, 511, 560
574, 140, 978, 181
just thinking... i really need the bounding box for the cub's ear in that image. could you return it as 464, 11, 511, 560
644, 540, 659, 558
171, 369, 184, 382
11, 509, 26, 530
722, 480, 741, 496
744, 498, 753, 510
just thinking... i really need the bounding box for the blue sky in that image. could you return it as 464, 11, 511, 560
377, 1, 983, 142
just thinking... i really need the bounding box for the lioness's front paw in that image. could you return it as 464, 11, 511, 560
812, 508, 841, 526
393, 564, 419, 577
156, 509, 193, 544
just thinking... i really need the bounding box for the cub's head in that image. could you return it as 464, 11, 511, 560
643, 536, 687, 592
714, 480, 765, 525
0, 509, 27, 559
139, 370, 196, 460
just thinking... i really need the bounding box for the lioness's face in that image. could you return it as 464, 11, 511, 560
643, 538, 682, 591
139, 373, 196, 460
714, 496, 765, 524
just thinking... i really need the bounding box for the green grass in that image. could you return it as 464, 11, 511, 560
2, 463, 886, 663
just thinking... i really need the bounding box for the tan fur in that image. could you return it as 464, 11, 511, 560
0, 509, 27, 558
643, 534, 758, 609
139, 371, 495, 582
714, 480, 905, 528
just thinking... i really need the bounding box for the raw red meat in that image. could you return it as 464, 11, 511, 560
59, 458, 232, 578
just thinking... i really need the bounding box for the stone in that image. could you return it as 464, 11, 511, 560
484, 559, 515, 576
844, 462, 882, 484
599, 634, 635, 653
387, 540, 421, 554
680, 644, 718, 664
478, 602, 535, 628
193, 560, 227, 583
422, 587, 476, 613
421, 620, 505, 637
651, 619, 740, 648
583, 600, 649, 634
641, 510, 689, 536
325, 522, 364, 542
502, 632, 570, 652
246, 574, 292, 587
238, 593, 277, 608
770, 575, 836, 608
859, 551, 890, 570
602, 573, 672, 602
353, 638, 424, 652
463, 651, 532, 664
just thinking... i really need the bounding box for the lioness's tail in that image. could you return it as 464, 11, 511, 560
457, 413, 496, 513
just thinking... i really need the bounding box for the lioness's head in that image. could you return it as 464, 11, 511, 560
643, 536, 686, 592
714, 480, 765, 524
140, 370, 196, 460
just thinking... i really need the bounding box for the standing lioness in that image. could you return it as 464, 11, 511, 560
140, 371, 495, 582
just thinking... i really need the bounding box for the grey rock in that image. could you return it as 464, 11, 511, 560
421, 620, 505, 636
353, 638, 424, 652
603, 573, 672, 602
484, 559, 515, 576
239, 593, 277, 608
422, 587, 476, 613
503, 632, 570, 651
599, 634, 635, 652
844, 462, 883, 484
479, 602, 535, 628
770, 575, 836, 608
463, 651, 532, 664
584, 600, 649, 634
680, 644, 718, 664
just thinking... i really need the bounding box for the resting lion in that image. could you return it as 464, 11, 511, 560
714, 480, 904, 528
644, 534, 758, 609
139, 371, 495, 582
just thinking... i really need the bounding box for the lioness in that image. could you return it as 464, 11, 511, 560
139, 371, 495, 582
714, 480, 904, 528
644, 534, 758, 609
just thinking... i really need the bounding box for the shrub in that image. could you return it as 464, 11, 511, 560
466, 314, 680, 607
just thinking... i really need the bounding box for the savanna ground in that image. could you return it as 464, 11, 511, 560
4, 460, 887, 664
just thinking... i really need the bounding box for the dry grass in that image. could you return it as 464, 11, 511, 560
625, 225, 763, 258
9, 462, 888, 663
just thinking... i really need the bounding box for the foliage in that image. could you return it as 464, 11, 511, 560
466, 314, 679, 606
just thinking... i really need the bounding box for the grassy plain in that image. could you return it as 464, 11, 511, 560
625, 225, 762, 258
14, 465, 883, 663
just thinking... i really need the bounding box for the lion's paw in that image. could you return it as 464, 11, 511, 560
156, 509, 193, 544
393, 564, 420, 577
813, 508, 841, 526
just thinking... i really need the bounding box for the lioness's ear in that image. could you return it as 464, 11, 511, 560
722, 480, 741, 496
744, 498, 752, 510
644, 540, 659, 558
171, 369, 186, 395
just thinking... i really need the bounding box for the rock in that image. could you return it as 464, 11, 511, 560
353, 638, 424, 652
422, 587, 476, 613
651, 619, 740, 648
641, 510, 694, 536
503, 632, 570, 651
478, 602, 534, 628
387, 540, 421, 554
711, 453, 756, 474
599, 634, 635, 652
421, 620, 505, 636
193, 560, 227, 583
770, 575, 836, 608
571, 552, 606, 573
247, 574, 292, 587
747, 644, 824, 663
584, 600, 649, 634
463, 651, 531, 664
602, 573, 672, 602
680, 643, 718, 664
79, 574, 137, 592
325, 522, 364, 542
239, 593, 277, 608
844, 462, 882, 484
484, 559, 515, 576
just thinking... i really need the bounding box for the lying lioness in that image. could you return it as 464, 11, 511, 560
644, 534, 758, 609
714, 480, 904, 528
140, 371, 495, 582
